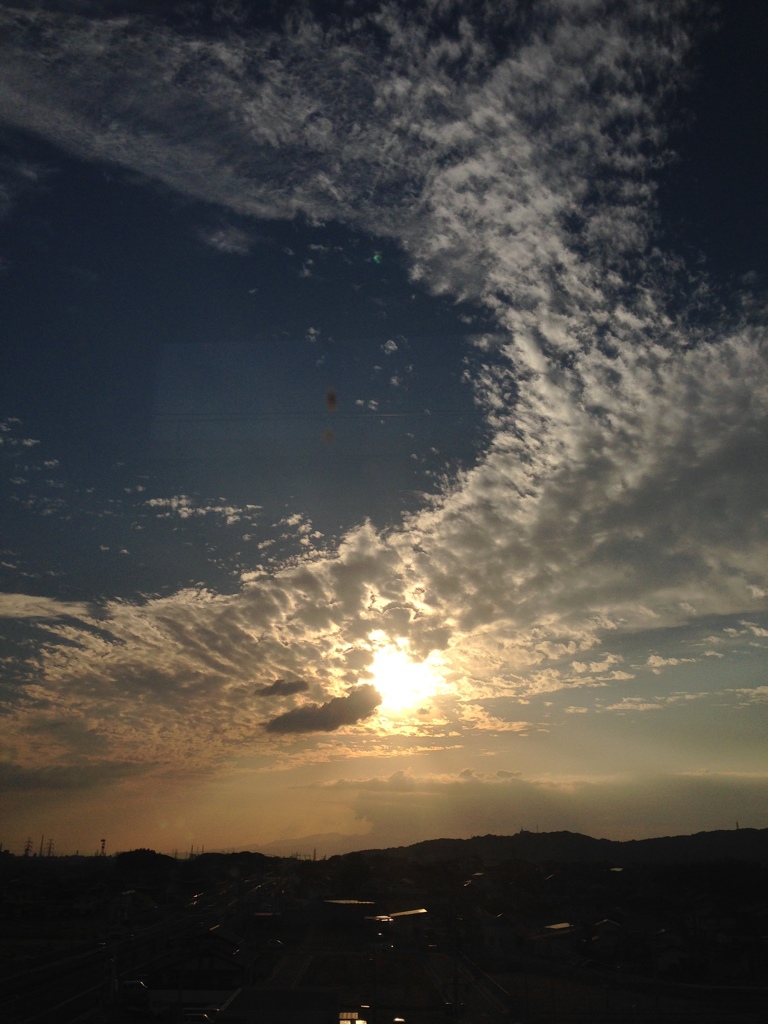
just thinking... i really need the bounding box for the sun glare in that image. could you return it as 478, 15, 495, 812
369, 645, 445, 713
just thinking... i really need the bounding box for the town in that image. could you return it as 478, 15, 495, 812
2, 831, 767, 1023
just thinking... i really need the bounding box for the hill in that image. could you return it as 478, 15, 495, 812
355, 827, 768, 865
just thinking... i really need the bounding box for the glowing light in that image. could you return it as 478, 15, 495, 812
369, 644, 444, 713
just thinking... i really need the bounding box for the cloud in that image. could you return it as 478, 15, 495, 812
0, 3, 691, 261
0, 760, 148, 795
0, 594, 94, 620
254, 678, 309, 697
0, 149, 50, 222
264, 683, 382, 734
726, 685, 768, 705
646, 654, 697, 674
197, 223, 254, 254
455, 704, 533, 734
603, 697, 662, 713
741, 621, 768, 638
145, 495, 260, 526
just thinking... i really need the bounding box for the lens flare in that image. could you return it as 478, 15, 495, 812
369, 645, 444, 713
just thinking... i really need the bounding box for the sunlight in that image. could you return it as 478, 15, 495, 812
369, 644, 445, 713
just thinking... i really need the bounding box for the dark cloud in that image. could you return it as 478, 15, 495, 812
0, 760, 147, 794
254, 678, 309, 697
264, 683, 382, 734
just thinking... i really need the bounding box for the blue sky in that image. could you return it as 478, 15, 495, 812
1, 0, 767, 857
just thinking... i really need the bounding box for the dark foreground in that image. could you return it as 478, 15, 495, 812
2, 842, 766, 1023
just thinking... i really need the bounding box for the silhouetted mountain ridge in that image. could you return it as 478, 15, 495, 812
357, 828, 768, 865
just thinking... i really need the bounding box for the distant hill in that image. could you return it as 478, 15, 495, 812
255, 833, 368, 859
355, 828, 768, 866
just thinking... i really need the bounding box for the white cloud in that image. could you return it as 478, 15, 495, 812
145, 494, 260, 526
741, 620, 768, 638
603, 697, 662, 713
646, 654, 697, 675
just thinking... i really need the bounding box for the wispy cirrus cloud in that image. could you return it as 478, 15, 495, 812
0, 593, 94, 620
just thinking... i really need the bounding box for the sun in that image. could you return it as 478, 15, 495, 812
369, 644, 445, 714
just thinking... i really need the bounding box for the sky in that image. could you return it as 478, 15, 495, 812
1, 0, 767, 858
